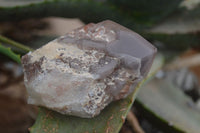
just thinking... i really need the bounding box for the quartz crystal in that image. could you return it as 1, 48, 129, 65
21, 20, 157, 118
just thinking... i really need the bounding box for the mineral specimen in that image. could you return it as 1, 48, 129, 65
21, 20, 157, 118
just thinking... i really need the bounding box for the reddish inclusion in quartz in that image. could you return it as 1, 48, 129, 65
21, 20, 156, 118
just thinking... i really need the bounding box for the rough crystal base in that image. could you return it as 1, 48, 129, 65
21, 20, 157, 118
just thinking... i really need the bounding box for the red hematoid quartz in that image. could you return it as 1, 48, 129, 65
21, 20, 157, 118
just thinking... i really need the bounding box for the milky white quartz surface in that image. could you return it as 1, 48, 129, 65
21, 20, 156, 118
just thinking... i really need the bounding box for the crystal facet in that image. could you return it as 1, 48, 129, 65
21, 20, 157, 118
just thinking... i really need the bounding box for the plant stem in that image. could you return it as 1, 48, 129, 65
0, 43, 21, 64
0, 35, 33, 52
127, 111, 145, 133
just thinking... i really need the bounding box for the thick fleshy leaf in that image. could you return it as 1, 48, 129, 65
0, 0, 142, 30
30, 54, 164, 133
0, 0, 181, 30
107, 0, 182, 24
143, 2, 200, 51
137, 77, 200, 133
142, 32, 200, 51
148, 3, 200, 34
0, 0, 42, 7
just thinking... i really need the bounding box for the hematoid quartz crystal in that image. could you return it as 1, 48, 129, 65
21, 20, 157, 118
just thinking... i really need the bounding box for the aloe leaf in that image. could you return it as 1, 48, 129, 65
107, 0, 182, 24
0, 43, 21, 63
148, 3, 200, 34
30, 54, 164, 133
0, 0, 42, 7
137, 77, 200, 133
0, 0, 142, 30
0, 0, 182, 30
141, 3, 200, 51
0, 0, 199, 34
142, 32, 200, 51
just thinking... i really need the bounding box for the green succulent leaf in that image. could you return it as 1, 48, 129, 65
107, 0, 183, 24
0, 0, 182, 30
148, 3, 200, 34
142, 32, 200, 51
143, 3, 200, 51
137, 77, 200, 133
0, 0, 141, 30
31, 96, 134, 133
0, 43, 21, 63
0, 0, 43, 7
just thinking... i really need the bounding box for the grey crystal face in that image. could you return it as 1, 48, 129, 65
21, 20, 157, 118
